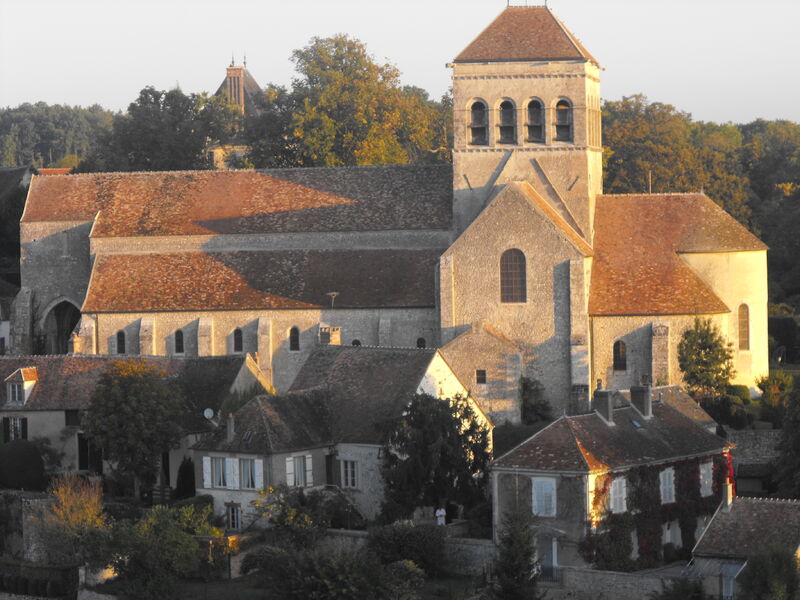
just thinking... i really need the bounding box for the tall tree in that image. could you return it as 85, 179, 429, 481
381, 393, 491, 517
677, 318, 735, 398
83, 360, 184, 494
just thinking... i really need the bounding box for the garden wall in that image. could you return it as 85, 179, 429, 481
542, 566, 681, 599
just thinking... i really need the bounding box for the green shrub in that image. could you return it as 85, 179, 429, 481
519, 377, 552, 425
173, 493, 213, 510
727, 384, 751, 404
367, 523, 445, 575
700, 396, 753, 430
304, 488, 365, 530
0, 441, 46, 490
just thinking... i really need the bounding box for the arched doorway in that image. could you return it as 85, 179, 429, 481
41, 301, 80, 354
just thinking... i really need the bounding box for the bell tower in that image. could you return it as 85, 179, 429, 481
450, 6, 602, 243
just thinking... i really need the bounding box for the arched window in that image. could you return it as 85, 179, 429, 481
417, 337, 426, 349
351, 339, 362, 346
613, 340, 627, 371
289, 327, 300, 352
527, 99, 544, 142
174, 330, 184, 354
555, 99, 573, 142
116, 331, 126, 355
500, 249, 526, 303
498, 100, 516, 144
233, 328, 243, 353
738, 304, 750, 350
469, 101, 488, 146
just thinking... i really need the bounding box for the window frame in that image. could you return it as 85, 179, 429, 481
212, 457, 227, 488
610, 477, 627, 514
293, 455, 307, 487
497, 99, 517, 145
476, 369, 487, 385
469, 100, 489, 146
738, 304, 750, 351
116, 331, 126, 355
8, 416, 26, 441
341, 459, 358, 489
554, 99, 573, 142
500, 249, 527, 304
240, 458, 256, 490
531, 477, 557, 517
613, 340, 627, 371
526, 98, 545, 143
174, 329, 184, 355
232, 328, 243, 354
700, 461, 713, 497
226, 504, 241, 530
289, 326, 300, 352
7, 383, 23, 406
660, 467, 676, 504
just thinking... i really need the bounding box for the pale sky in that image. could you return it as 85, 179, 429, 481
1, 0, 798, 124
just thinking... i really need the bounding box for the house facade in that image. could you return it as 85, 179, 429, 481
9, 7, 768, 424
491, 386, 730, 570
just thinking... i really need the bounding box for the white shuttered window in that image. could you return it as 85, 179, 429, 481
610, 477, 627, 513
660, 468, 675, 504
700, 461, 713, 497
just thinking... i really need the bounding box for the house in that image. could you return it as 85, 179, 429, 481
11, 7, 768, 424
725, 430, 781, 496
193, 345, 491, 527
491, 385, 730, 571
690, 497, 800, 599
0, 354, 270, 490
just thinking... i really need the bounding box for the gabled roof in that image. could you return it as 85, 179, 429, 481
0, 355, 254, 421
493, 401, 729, 473
694, 498, 800, 559
590, 194, 767, 316
3, 367, 37, 384
513, 182, 592, 256
193, 392, 331, 454
214, 67, 263, 116
289, 345, 439, 444
22, 166, 452, 234
454, 7, 598, 65
81, 249, 439, 312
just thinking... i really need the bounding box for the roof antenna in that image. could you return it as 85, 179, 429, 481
326, 291, 339, 308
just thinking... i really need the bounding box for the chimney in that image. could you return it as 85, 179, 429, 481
226, 413, 235, 443
319, 326, 342, 346
593, 389, 614, 425
630, 384, 653, 419
723, 480, 735, 512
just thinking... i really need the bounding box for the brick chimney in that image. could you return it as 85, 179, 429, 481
630, 384, 653, 419
593, 389, 614, 425
723, 480, 735, 512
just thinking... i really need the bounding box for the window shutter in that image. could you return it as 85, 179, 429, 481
226, 458, 238, 490
305, 454, 313, 487
285, 456, 294, 486
20, 418, 27, 440
202, 457, 211, 488
254, 459, 264, 489
543, 487, 554, 516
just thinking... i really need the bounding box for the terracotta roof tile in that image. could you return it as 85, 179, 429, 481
35, 168, 71, 176
289, 346, 439, 445
694, 498, 800, 559
23, 166, 452, 234
493, 401, 728, 472
454, 7, 598, 65
0, 355, 250, 417
590, 194, 766, 316
82, 249, 439, 312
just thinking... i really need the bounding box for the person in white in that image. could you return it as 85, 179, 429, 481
435, 507, 446, 526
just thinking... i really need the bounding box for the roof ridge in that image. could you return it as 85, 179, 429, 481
565, 417, 594, 471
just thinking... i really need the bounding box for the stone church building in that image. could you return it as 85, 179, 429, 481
10, 6, 767, 424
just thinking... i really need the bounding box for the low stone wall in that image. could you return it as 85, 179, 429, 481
541, 566, 680, 600
323, 529, 496, 576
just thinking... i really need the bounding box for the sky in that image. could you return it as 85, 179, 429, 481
1, 0, 798, 124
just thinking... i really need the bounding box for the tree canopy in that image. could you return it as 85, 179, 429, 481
381, 393, 491, 517
83, 359, 184, 489
677, 318, 735, 398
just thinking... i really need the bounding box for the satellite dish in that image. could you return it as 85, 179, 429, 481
203, 408, 214, 420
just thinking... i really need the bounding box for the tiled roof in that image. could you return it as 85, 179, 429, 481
82, 249, 439, 312
0, 355, 250, 420
515, 183, 592, 256
454, 7, 598, 65
35, 168, 71, 176
214, 67, 263, 116
590, 194, 767, 316
493, 401, 728, 472
289, 346, 438, 445
694, 498, 800, 559
22, 166, 452, 234
193, 393, 331, 454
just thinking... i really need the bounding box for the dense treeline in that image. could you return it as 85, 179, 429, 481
2, 37, 800, 311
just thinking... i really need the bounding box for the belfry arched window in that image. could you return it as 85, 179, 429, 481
555, 99, 573, 142
174, 329, 184, 354
116, 331, 126, 355
527, 99, 544, 142
469, 101, 488, 146
233, 328, 243, 353
738, 304, 750, 350
289, 326, 300, 352
498, 100, 516, 144
500, 249, 526, 303
613, 340, 627, 371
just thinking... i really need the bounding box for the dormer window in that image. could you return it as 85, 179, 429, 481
4, 368, 37, 406
7, 383, 23, 405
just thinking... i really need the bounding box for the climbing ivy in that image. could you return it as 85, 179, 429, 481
579, 454, 730, 571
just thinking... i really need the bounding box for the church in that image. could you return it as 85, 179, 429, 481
10, 6, 768, 424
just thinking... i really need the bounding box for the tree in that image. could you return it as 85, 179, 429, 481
83, 360, 184, 495
775, 387, 800, 497
35, 473, 110, 567
677, 318, 735, 398
737, 548, 800, 600
381, 393, 491, 517
487, 509, 543, 600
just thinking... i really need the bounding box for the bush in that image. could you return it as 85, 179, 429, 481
0, 440, 46, 490
727, 384, 751, 404
243, 546, 423, 600
367, 523, 445, 575
173, 493, 213, 510
487, 510, 542, 600
304, 488, 365, 530
251, 486, 323, 549
519, 377, 552, 425
700, 396, 753, 430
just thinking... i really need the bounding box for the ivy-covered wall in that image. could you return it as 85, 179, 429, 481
579, 453, 731, 571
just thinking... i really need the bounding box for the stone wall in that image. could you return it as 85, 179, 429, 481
543, 566, 681, 600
